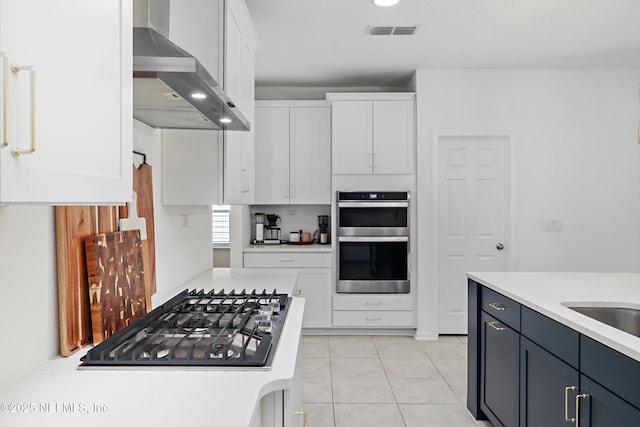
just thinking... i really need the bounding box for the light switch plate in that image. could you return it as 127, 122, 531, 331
541, 220, 562, 232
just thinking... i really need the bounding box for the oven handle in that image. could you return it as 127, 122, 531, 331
338, 236, 409, 243
337, 201, 409, 208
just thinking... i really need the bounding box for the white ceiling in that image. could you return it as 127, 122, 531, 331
245, 0, 640, 88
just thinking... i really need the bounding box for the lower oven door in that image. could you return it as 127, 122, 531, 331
337, 236, 410, 293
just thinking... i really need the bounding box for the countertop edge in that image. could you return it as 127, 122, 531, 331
244, 244, 333, 253
0, 268, 304, 427
468, 272, 640, 362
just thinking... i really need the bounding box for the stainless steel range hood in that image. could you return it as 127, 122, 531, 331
133, 0, 249, 131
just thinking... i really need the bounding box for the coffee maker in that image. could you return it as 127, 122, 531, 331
318, 215, 329, 244
264, 214, 281, 244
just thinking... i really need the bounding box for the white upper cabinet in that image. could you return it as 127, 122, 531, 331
290, 106, 331, 204
165, 0, 258, 205
168, 0, 224, 85
254, 102, 331, 205
0, 0, 132, 204
162, 129, 223, 206
328, 93, 415, 176
331, 101, 373, 175
254, 107, 290, 204
224, 0, 258, 205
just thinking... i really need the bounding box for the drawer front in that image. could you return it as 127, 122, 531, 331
333, 310, 415, 327
521, 306, 579, 368
244, 252, 331, 268
333, 294, 414, 311
481, 286, 521, 331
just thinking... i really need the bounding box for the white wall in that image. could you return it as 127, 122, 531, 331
0, 206, 58, 386
415, 69, 640, 338
133, 120, 214, 303
0, 120, 215, 386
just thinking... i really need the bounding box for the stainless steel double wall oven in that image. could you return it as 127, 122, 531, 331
336, 191, 410, 293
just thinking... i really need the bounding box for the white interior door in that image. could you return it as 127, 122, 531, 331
438, 135, 509, 334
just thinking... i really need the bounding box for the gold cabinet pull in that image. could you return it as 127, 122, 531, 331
564, 386, 577, 423
10, 63, 36, 157
489, 302, 506, 311
1, 51, 7, 148
488, 321, 506, 331
295, 410, 307, 427
575, 393, 589, 427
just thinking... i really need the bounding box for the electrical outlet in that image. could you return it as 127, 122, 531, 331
181, 214, 189, 228
287, 210, 298, 217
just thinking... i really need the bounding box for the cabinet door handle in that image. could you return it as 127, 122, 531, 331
366, 317, 381, 321
368, 152, 373, 169
1, 51, 8, 148
564, 386, 577, 423
489, 303, 507, 311
241, 168, 248, 193
365, 302, 381, 306
575, 393, 589, 427
285, 184, 289, 200
488, 321, 506, 331
10, 63, 36, 157
374, 153, 378, 169
279, 259, 295, 263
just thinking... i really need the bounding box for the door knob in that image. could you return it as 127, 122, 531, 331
496, 243, 504, 251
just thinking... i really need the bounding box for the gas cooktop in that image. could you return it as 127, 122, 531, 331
80, 288, 291, 369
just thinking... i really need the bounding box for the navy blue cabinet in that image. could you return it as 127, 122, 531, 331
468, 279, 640, 427
520, 337, 579, 427
580, 375, 640, 426
481, 311, 520, 427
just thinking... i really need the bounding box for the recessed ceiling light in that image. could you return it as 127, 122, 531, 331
191, 92, 207, 100
372, 0, 399, 7
220, 118, 232, 124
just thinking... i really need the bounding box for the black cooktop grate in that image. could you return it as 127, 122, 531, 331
81, 289, 291, 367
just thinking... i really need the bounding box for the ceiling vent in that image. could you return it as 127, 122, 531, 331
368, 26, 418, 36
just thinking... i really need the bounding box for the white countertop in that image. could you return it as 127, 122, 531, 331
468, 272, 640, 362
0, 268, 304, 427
244, 243, 332, 253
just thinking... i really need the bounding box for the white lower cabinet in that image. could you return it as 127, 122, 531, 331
243, 250, 332, 328
295, 269, 332, 328
251, 333, 304, 427
332, 294, 415, 328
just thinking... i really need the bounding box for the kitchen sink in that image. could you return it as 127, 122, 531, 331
565, 304, 640, 337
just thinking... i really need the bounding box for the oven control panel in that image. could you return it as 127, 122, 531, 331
337, 191, 409, 201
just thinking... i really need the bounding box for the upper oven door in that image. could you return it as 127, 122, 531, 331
337, 201, 409, 236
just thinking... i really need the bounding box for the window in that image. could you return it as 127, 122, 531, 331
212, 205, 231, 248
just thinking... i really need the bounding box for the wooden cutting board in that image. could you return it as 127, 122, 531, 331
84, 230, 146, 345
119, 164, 156, 303
55, 206, 118, 356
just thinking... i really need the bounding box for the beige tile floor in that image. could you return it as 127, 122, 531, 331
300, 335, 493, 427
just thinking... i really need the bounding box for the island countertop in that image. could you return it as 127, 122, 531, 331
0, 268, 304, 427
468, 271, 640, 362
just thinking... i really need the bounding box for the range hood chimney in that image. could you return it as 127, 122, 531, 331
132, 0, 249, 131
